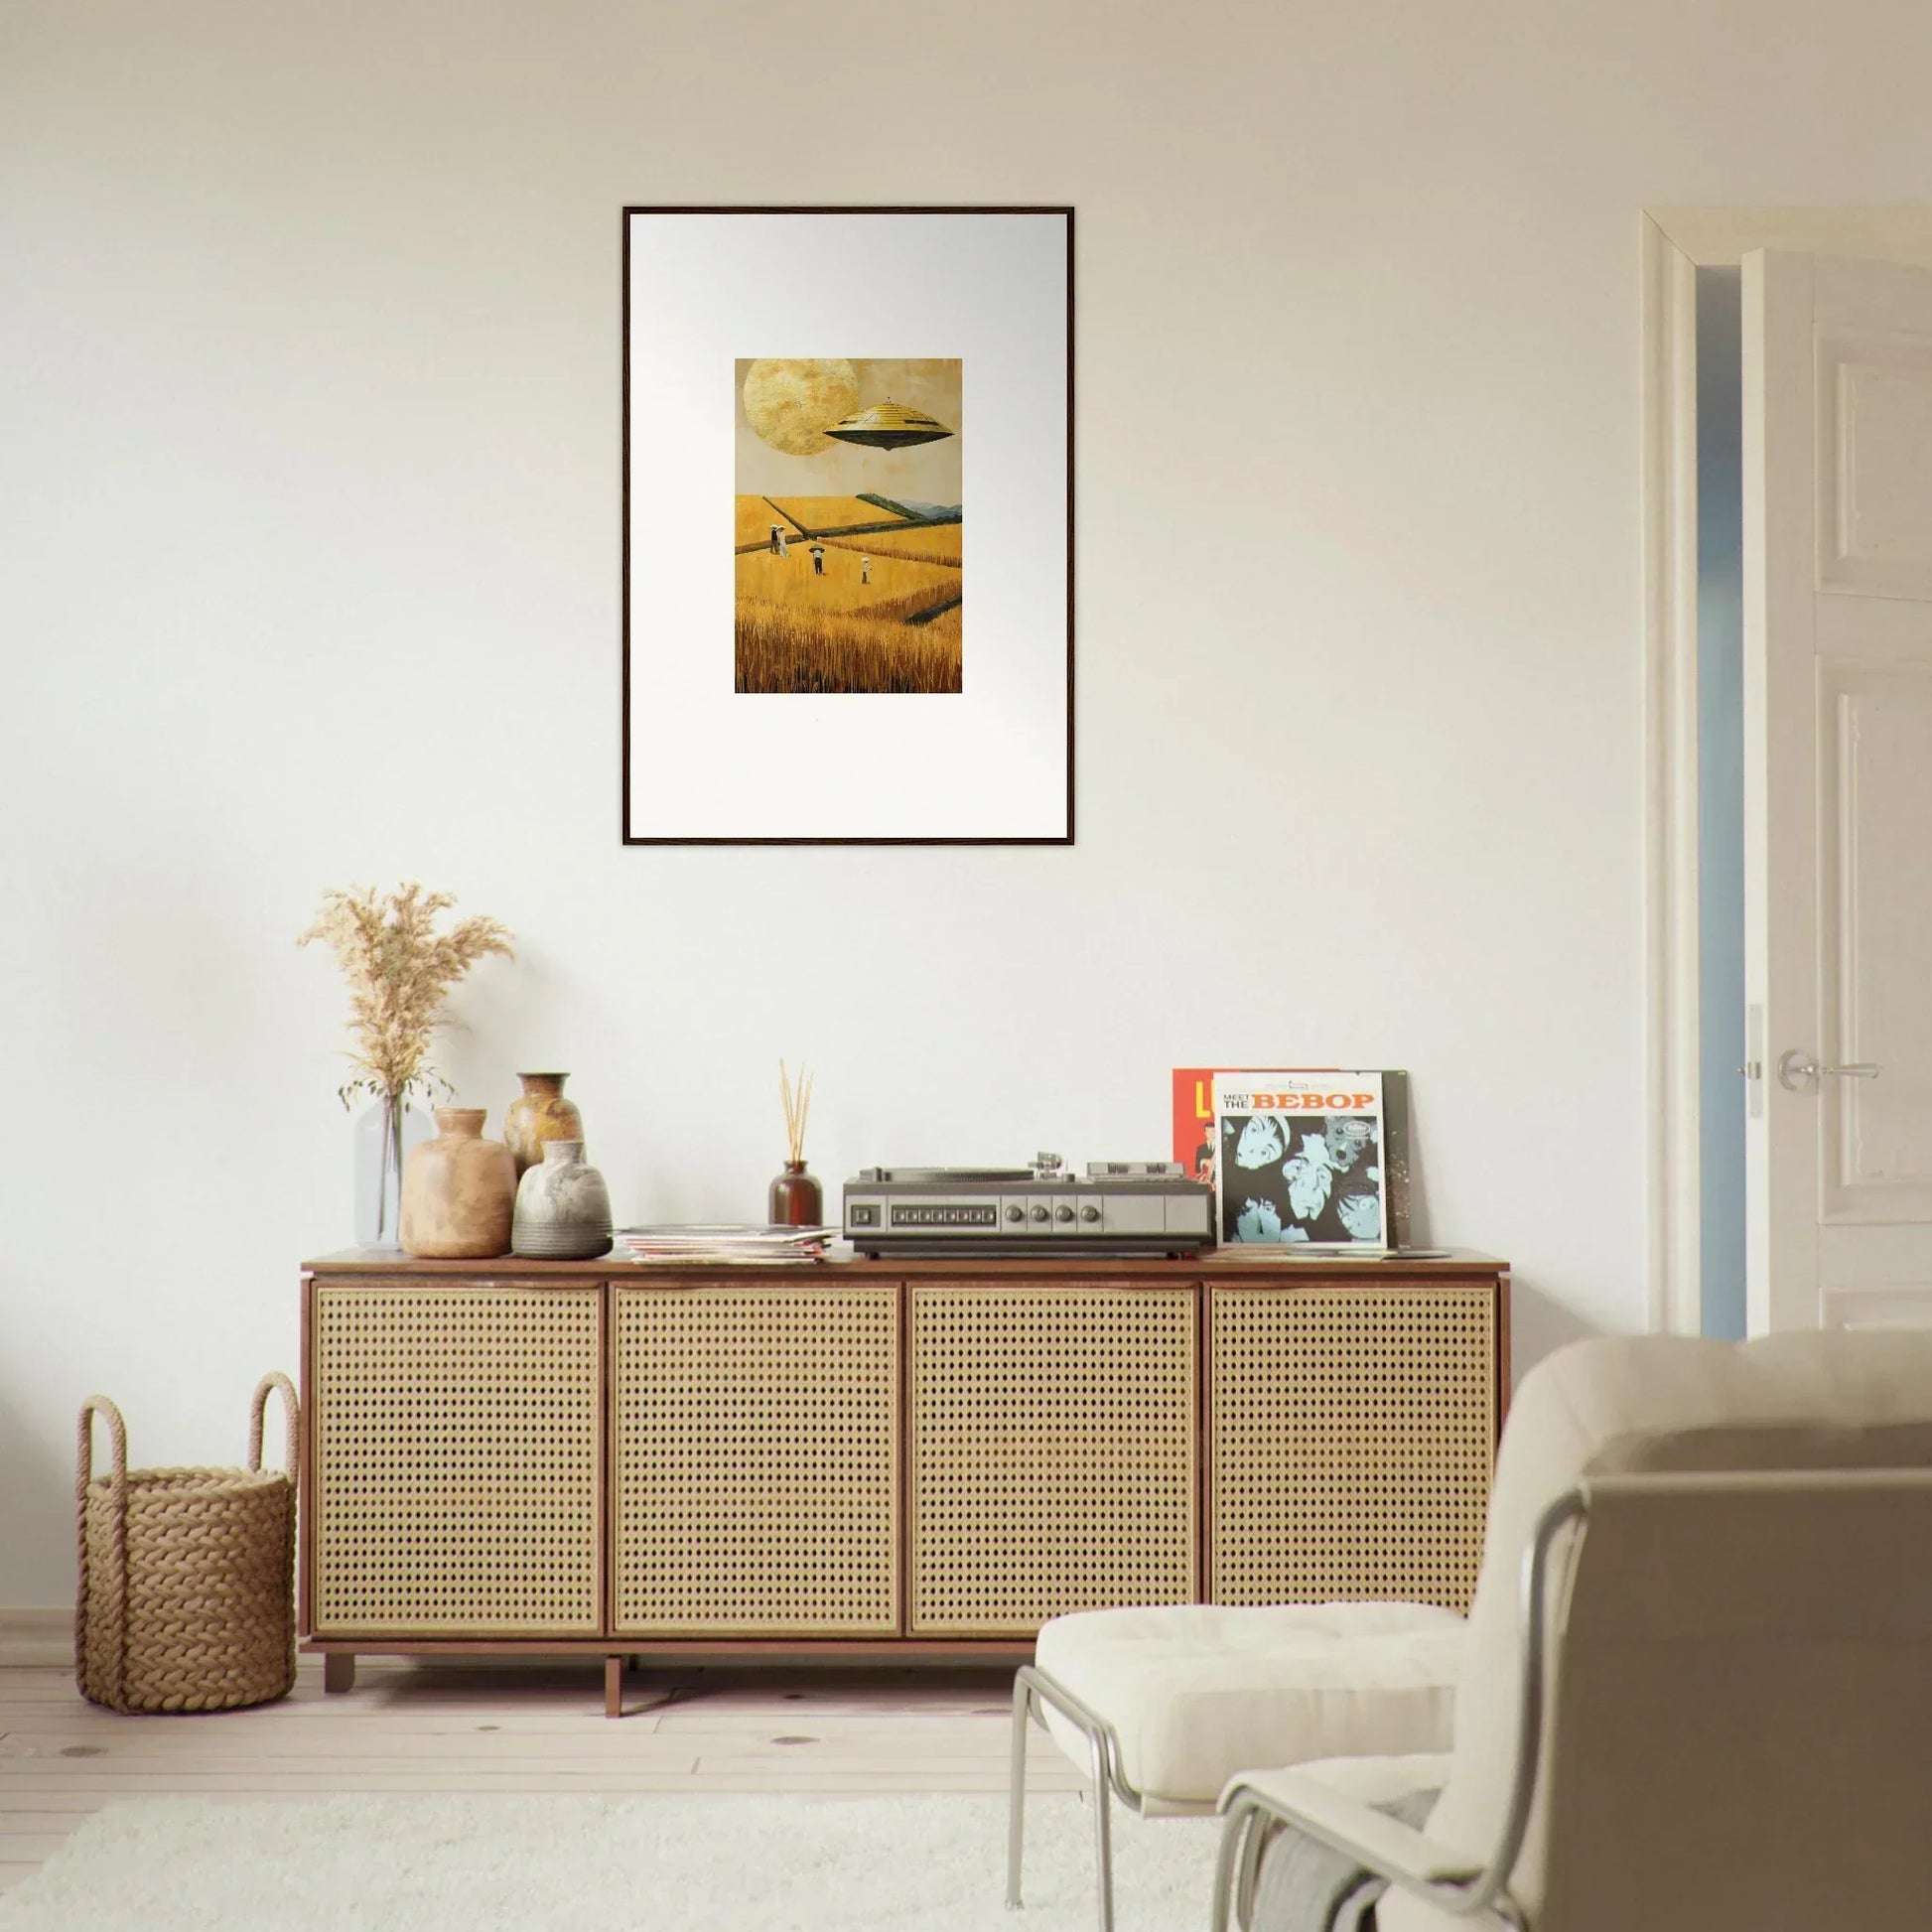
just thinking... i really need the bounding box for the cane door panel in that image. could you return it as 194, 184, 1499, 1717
1209, 1284, 1494, 1612
908, 1283, 1197, 1634
612, 1283, 899, 1634
312, 1282, 602, 1635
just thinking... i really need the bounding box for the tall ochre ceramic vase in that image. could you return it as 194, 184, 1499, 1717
503, 1072, 585, 1176
400, 1109, 516, 1259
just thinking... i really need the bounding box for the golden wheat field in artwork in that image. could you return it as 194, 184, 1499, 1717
733, 525, 961, 693
763, 496, 904, 535
735, 496, 796, 548
825, 524, 963, 566
735, 356, 963, 694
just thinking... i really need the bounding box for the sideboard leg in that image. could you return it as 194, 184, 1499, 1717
605, 1654, 623, 1719
323, 1653, 356, 1695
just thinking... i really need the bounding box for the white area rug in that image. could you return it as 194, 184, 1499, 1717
0, 1793, 1222, 1930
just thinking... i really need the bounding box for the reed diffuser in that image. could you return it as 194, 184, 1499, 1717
769, 1059, 823, 1227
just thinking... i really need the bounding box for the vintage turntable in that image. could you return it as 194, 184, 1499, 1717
843, 1154, 1212, 1258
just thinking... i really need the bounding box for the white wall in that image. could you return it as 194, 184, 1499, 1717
6, 0, 1931, 1605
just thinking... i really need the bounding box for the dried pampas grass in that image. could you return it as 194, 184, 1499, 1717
300, 883, 514, 1108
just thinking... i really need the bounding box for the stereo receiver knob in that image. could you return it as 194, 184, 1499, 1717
1005, 1204, 1025, 1222
1079, 1204, 1101, 1223
1030, 1205, 1049, 1223
1054, 1204, 1075, 1223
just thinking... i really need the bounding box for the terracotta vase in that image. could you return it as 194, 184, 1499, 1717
503, 1072, 585, 1176
767, 1160, 824, 1227
400, 1109, 516, 1259
512, 1141, 614, 1260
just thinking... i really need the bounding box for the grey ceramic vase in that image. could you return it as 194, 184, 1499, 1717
511, 1140, 614, 1260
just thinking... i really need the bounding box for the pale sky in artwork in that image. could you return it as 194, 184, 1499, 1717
734, 357, 963, 500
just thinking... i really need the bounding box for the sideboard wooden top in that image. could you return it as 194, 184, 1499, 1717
305, 1247, 1506, 1280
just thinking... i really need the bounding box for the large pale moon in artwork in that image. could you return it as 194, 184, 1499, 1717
742, 358, 861, 456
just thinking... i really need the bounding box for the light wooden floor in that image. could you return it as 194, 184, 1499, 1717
0, 1657, 1083, 1893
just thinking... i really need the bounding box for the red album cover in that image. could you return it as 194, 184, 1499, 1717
1172, 1068, 1221, 1184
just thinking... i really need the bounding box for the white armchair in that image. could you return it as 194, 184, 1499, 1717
1214, 1328, 1932, 1932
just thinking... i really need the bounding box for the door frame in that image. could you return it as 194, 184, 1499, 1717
1640, 208, 1932, 1335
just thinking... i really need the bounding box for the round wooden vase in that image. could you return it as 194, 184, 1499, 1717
512, 1141, 614, 1260
503, 1072, 585, 1176
400, 1109, 516, 1259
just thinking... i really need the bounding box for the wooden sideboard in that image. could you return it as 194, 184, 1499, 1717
300, 1250, 1509, 1714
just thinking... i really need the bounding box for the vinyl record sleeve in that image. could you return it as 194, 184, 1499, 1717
1175, 1068, 1412, 1249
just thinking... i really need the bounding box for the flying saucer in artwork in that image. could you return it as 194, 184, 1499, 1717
820, 400, 956, 450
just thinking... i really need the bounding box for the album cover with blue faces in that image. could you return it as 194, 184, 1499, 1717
1212, 1071, 1409, 1248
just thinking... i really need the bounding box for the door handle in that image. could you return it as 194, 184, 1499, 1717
1776, 1050, 1880, 1091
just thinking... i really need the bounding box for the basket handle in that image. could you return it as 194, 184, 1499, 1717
76, 1394, 128, 1504
74, 1395, 130, 1707
248, 1371, 300, 1482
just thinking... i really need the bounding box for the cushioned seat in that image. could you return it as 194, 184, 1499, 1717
1034, 1601, 1465, 1813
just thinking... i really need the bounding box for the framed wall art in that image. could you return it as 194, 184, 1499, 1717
621, 207, 1073, 845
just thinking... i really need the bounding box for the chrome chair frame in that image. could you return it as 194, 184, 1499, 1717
1209, 1490, 1587, 1932
1007, 1661, 1216, 1932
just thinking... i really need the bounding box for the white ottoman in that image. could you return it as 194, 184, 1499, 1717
1007, 1602, 1465, 1932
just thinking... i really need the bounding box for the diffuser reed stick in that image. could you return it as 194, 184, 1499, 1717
778, 1059, 813, 1164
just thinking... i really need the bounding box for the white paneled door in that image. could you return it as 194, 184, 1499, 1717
1744, 250, 1932, 1331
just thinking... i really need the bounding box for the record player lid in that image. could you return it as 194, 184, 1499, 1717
857, 1166, 1033, 1183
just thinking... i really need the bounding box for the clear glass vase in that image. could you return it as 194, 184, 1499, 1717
352, 1095, 432, 1250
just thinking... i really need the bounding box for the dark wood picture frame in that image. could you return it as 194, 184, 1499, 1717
621, 205, 1075, 846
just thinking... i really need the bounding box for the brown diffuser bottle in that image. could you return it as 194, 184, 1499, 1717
769, 1060, 824, 1227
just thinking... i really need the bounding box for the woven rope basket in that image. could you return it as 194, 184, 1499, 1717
75, 1373, 299, 1714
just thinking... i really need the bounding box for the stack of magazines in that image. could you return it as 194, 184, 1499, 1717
612, 1224, 837, 1265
